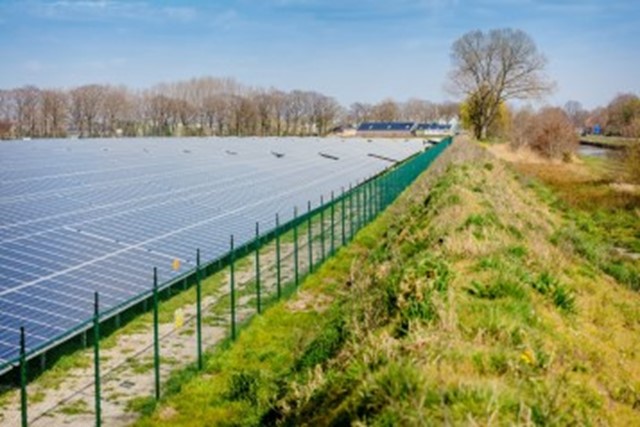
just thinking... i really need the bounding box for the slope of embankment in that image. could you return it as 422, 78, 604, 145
138, 138, 640, 426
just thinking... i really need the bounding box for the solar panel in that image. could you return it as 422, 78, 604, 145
0, 136, 424, 368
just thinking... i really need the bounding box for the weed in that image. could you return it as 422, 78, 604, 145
295, 315, 346, 371
530, 272, 576, 313
58, 399, 90, 415
467, 279, 526, 300
126, 396, 157, 416
226, 370, 260, 404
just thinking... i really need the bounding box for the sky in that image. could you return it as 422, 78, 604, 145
0, 0, 638, 109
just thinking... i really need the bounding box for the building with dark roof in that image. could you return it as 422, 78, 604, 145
355, 121, 457, 138
413, 122, 453, 136
356, 122, 416, 138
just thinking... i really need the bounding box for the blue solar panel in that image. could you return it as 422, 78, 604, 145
0, 136, 424, 368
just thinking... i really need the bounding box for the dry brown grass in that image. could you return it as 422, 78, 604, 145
626, 143, 640, 184
489, 142, 640, 211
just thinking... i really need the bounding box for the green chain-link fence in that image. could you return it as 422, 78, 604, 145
9, 137, 451, 426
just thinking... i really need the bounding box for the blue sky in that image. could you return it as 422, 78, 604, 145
0, 0, 638, 108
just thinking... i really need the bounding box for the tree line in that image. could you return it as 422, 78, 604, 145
445, 27, 639, 171
0, 77, 459, 139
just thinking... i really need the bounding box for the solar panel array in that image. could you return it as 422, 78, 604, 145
0, 136, 424, 369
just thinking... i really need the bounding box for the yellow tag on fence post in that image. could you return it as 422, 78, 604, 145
174, 308, 184, 329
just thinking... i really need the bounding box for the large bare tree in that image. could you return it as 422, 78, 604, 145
448, 28, 553, 139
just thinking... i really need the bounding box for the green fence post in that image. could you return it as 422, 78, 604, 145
360, 181, 365, 230
341, 187, 346, 247
320, 195, 325, 262
369, 179, 376, 221
230, 235, 236, 340
307, 201, 313, 273
363, 179, 368, 223
93, 292, 101, 427
153, 269, 160, 401
368, 179, 372, 222
372, 179, 376, 218
19, 327, 27, 427
294, 207, 299, 287
255, 221, 261, 315
377, 176, 381, 213
349, 183, 354, 241
357, 181, 363, 232
372, 178, 378, 216
356, 182, 364, 231
330, 191, 335, 256
382, 175, 388, 208
364, 179, 369, 223
275, 213, 281, 300
196, 249, 202, 370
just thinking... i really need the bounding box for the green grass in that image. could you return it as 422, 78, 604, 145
58, 399, 90, 416
133, 197, 396, 426
580, 135, 639, 147
513, 159, 640, 292
126, 396, 157, 416
93, 139, 640, 425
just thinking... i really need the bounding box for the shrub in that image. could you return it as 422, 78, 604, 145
529, 108, 578, 159
509, 107, 578, 160
625, 143, 640, 184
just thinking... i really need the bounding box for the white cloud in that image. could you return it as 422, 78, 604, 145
31, 0, 197, 23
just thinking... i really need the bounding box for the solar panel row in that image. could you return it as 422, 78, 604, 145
0, 137, 424, 369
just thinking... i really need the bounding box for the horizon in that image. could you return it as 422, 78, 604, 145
1, 0, 639, 109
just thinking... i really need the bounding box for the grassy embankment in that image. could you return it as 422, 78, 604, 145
580, 135, 639, 148
498, 146, 640, 290
137, 138, 640, 426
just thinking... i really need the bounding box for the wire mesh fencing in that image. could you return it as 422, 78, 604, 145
5, 137, 452, 427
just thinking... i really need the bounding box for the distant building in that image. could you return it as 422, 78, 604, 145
413, 122, 453, 137
329, 124, 357, 137
356, 122, 416, 138
355, 120, 457, 138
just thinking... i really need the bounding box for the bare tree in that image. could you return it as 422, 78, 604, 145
437, 101, 461, 121
70, 85, 105, 137
101, 86, 132, 137
12, 86, 42, 138
563, 100, 589, 129
448, 28, 554, 139
41, 89, 68, 137
0, 90, 16, 138
348, 102, 373, 125
606, 93, 640, 137
309, 92, 341, 135
371, 99, 400, 122
402, 99, 435, 122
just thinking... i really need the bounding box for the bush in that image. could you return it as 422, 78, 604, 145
529, 108, 578, 159
509, 107, 578, 160
625, 143, 640, 184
